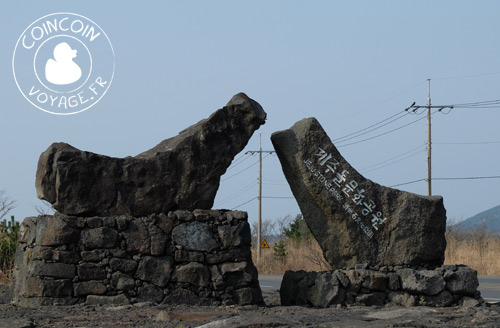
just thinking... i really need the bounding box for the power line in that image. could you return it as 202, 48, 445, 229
389, 179, 426, 188
262, 196, 295, 199
434, 176, 500, 181
221, 153, 272, 181
446, 99, 500, 109
360, 145, 425, 171
337, 115, 428, 148
390, 175, 500, 188
214, 180, 256, 207
225, 153, 251, 172
362, 149, 426, 174
230, 197, 257, 210
333, 111, 408, 143
434, 141, 500, 145
452, 99, 500, 106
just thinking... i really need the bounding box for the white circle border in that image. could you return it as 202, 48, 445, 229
12, 12, 115, 115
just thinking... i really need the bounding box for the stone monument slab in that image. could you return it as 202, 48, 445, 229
271, 117, 447, 269
36, 93, 266, 217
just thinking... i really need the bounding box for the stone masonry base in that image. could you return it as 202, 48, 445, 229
281, 264, 483, 308
11, 210, 263, 307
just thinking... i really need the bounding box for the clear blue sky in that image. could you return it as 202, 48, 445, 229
2, 1, 500, 227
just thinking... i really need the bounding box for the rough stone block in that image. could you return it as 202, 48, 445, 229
30, 261, 75, 279
77, 263, 107, 281
345, 270, 362, 293
217, 222, 251, 247
35, 93, 266, 217
122, 219, 150, 254
206, 248, 251, 264
220, 262, 247, 275
31, 248, 81, 264
307, 272, 344, 308
174, 249, 204, 263
81, 250, 105, 262
388, 272, 401, 291
163, 288, 198, 305
135, 256, 173, 287
446, 266, 479, 296
388, 291, 416, 307
334, 270, 350, 288
156, 213, 174, 236
361, 271, 388, 292
271, 118, 447, 269
172, 221, 219, 252
111, 272, 135, 291
398, 268, 445, 296
233, 287, 264, 306
355, 292, 386, 306
418, 291, 454, 307
172, 262, 210, 287
137, 284, 164, 303
36, 216, 79, 246
86, 294, 129, 306
81, 227, 118, 249
109, 258, 138, 274
149, 225, 167, 255
25, 278, 73, 297
280, 270, 312, 306
74, 281, 107, 296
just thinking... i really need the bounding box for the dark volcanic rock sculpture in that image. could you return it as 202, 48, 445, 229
36, 93, 266, 217
271, 118, 447, 270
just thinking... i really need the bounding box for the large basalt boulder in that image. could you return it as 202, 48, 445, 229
36, 93, 266, 217
271, 117, 447, 269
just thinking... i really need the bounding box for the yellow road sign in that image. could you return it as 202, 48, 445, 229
260, 239, 270, 249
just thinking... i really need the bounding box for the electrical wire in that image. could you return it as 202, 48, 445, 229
221, 153, 272, 181
337, 115, 428, 148
360, 145, 425, 171
434, 176, 500, 181
362, 149, 426, 174
434, 141, 500, 145
389, 179, 426, 188
390, 175, 500, 188
224, 153, 251, 172
333, 111, 408, 143
451, 99, 500, 109
214, 180, 256, 207
262, 196, 295, 199
231, 197, 257, 210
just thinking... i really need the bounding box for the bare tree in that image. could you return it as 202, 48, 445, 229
251, 219, 276, 240
275, 214, 294, 238
0, 190, 16, 220
34, 200, 56, 216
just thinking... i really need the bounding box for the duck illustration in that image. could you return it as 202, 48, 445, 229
45, 42, 82, 85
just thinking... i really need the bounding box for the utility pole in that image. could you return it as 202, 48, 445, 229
406, 80, 453, 196
427, 79, 432, 196
246, 134, 274, 261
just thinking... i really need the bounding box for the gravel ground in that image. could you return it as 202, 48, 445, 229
1, 284, 500, 328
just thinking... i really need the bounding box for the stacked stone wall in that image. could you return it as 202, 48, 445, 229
281, 264, 483, 308
12, 210, 263, 307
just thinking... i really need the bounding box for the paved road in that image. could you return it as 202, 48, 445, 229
259, 275, 500, 302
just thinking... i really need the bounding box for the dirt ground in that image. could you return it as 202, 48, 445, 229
1, 284, 500, 328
